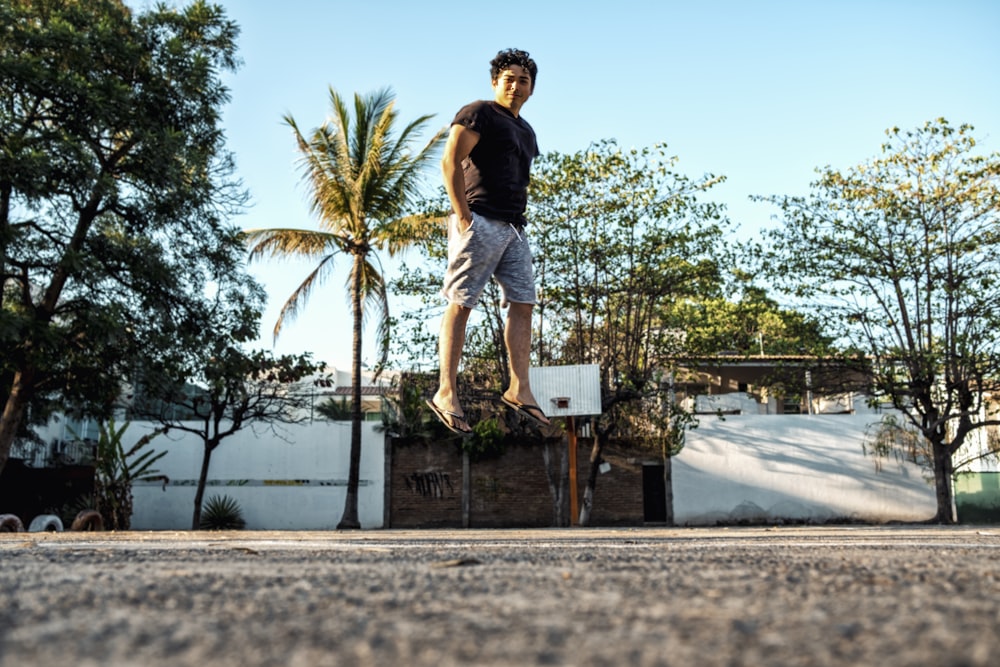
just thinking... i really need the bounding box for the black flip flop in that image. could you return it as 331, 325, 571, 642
425, 399, 473, 437
500, 395, 549, 426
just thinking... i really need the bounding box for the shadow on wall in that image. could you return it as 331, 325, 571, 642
672, 414, 938, 525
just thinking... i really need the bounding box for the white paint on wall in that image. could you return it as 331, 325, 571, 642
129, 420, 385, 530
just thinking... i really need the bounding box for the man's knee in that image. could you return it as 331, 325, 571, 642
450, 301, 473, 316
443, 302, 473, 327
507, 301, 534, 317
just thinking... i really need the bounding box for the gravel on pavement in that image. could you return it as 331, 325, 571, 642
1, 526, 999, 667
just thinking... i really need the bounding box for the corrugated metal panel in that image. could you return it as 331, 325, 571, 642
332, 386, 388, 396
529, 364, 602, 417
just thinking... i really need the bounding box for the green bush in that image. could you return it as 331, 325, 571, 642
199, 494, 246, 530
79, 419, 167, 531
461, 417, 507, 461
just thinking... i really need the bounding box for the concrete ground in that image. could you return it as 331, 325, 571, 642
1, 526, 998, 667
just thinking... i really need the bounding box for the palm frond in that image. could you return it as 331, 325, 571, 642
359, 96, 396, 191
374, 125, 448, 231
272, 254, 338, 340
286, 115, 356, 232
312, 124, 359, 231
353, 88, 394, 168
384, 114, 442, 179
375, 212, 448, 254
242, 228, 346, 261
329, 87, 359, 179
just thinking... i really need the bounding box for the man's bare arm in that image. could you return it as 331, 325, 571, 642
441, 124, 480, 229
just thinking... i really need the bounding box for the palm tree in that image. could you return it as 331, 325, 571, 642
243, 87, 445, 529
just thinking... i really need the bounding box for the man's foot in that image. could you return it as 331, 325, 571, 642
500, 394, 550, 426
425, 399, 473, 437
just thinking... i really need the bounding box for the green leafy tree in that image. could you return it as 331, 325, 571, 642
134, 346, 319, 529
530, 140, 731, 525
663, 281, 858, 402
762, 119, 1000, 523
0, 0, 249, 475
242, 88, 445, 529
378, 372, 437, 440
671, 285, 835, 357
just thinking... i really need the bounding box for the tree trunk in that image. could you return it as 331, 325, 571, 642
337, 254, 364, 530
541, 440, 568, 526
662, 450, 674, 526
577, 432, 607, 526
461, 450, 471, 528
0, 368, 35, 476
931, 440, 956, 524
191, 444, 215, 529
0, 205, 89, 477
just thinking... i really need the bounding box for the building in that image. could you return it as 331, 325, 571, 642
9, 360, 998, 529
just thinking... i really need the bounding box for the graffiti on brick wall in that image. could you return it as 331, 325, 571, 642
474, 476, 510, 502
405, 471, 454, 498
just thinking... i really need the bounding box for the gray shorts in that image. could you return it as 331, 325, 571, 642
440, 211, 537, 308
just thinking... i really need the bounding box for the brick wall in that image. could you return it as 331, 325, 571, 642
390, 438, 464, 527
388, 436, 649, 528
584, 447, 647, 526
467, 440, 562, 527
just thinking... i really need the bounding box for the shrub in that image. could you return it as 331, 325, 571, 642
199, 494, 246, 530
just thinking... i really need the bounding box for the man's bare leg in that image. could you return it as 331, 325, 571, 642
432, 302, 472, 431
502, 301, 550, 425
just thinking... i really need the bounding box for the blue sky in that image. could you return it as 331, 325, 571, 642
156, 0, 1000, 370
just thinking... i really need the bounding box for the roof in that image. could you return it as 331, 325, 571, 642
331, 386, 389, 396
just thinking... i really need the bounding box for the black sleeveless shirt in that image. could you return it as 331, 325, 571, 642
452, 100, 539, 227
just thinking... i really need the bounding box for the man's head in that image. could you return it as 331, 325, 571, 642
490, 49, 537, 115
490, 48, 537, 92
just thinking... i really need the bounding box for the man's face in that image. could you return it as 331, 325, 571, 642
492, 64, 533, 113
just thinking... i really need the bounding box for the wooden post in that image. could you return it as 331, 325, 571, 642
568, 415, 578, 525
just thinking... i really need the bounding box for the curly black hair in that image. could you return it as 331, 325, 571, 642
490, 48, 538, 89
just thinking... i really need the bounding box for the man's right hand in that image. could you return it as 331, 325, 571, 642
458, 211, 474, 232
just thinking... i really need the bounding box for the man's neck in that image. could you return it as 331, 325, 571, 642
494, 99, 521, 118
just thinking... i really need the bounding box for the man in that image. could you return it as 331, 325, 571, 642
427, 48, 550, 436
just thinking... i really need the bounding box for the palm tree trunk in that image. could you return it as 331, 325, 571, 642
337, 254, 364, 529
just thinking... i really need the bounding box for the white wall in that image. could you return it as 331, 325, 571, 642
126, 411, 938, 530
129, 420, 385, 530
673, 413, 937, 525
